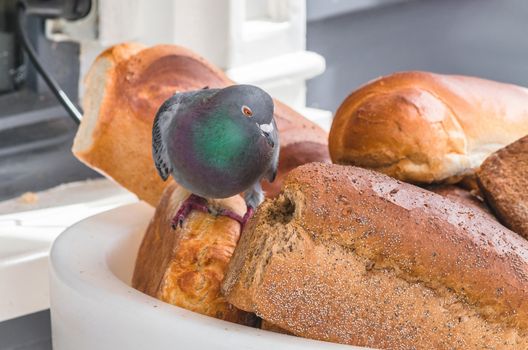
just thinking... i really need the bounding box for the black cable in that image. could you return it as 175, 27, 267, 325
16, 3, 83, 125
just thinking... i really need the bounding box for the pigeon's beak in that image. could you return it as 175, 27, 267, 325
259, 122, 275, 148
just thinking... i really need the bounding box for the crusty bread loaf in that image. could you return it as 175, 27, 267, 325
426, 184, 492, 217
260, 320, 292, 335
73, 43, 329, 206
477, 135, 528, 238
223, 162, 528, 349
132, 181, 257, 325
329, 71, 528, 184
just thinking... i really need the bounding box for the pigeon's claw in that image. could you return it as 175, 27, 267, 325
171, 196, 256, 232
217, 209, 244, 224
241, 206, 255, 229
216, 205, 254, 231
171, 194, 210, 229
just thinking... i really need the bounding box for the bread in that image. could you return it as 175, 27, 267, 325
260, 320, 292, 335
426, 184, 492, 217
477, 135, 528, 238
132, 181, 257, 325
73, 43, 329, 206
222, 162, 528, 349
329, 71, 528, 184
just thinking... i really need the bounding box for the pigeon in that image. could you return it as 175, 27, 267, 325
152, 84, 279, 229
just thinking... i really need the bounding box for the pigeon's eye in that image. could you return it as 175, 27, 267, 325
241, 105, 253, 117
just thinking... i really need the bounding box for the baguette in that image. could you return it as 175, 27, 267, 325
329, 71, 528, 184
73, 43, 329, 206
132, 182, 257, 326
223, 162, 528, 349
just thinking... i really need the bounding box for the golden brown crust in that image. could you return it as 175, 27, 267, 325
426, 184, 493, 217
73, 43, 329, 206
477, 135, 528, 238
260, 320, 292, 335
132, 182, 257, 325
329, 71, 528, 184
223, 162, 528, 349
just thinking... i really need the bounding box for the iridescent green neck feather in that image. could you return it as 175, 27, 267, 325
192, 112, 249, 170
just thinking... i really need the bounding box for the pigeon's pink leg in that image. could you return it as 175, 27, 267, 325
241, 206, 254, 229
217, 206, 254, 231
214, 206, 254, 231
216, 209, 243, 224
171, 194, 210, 229
172, 195, 256, 231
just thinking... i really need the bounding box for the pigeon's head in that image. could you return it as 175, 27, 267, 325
213, 84, 276, 148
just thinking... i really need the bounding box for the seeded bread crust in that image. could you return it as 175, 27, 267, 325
477, 135, 528, 238
223, 163, 528, 349
427, 184, 493, 217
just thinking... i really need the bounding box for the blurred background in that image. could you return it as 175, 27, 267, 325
306, 0, 528, 110
0, 0, 527, 348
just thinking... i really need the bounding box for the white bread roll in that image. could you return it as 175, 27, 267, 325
329, 71, 528, 184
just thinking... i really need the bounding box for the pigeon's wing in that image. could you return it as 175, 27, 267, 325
152, 100, 175, 181
152, 89, 219, 181
265, 119, 280, 183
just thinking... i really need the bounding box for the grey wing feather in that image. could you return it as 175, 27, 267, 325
152, 102, 175, 181
152, 89, 219, 181
266, 119, 280, 183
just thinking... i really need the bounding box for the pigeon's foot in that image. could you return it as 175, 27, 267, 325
172, 195, 256, 231
217, 206, 254, 231
171, 194, 210, 229
241, 206, 254, 229
216, 208, 244, 225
